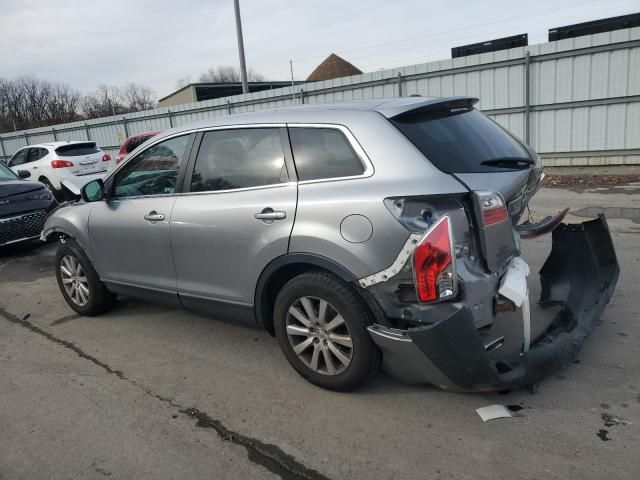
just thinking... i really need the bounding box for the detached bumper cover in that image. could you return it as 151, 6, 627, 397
368, 215, 619, 392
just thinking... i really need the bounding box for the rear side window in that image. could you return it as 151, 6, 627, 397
391, 108, 531, 173
28, 148, 48, 162
289, 127, 364, 181
190, 128, 287, 192
55, 142, 100, 156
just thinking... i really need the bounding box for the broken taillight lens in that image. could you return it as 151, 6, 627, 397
477, 191, 508, 226
413, 216, 456, 302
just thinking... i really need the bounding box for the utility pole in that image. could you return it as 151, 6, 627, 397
290, 60, 296, 101
233, 0, 249, 94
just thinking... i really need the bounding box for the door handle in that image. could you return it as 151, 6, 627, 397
255, 208, 286, 221
144, 211, 165, 222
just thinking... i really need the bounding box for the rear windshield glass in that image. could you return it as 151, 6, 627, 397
126, 135, 153, 154
55, 142, 99, 156
391, 108, 531, 173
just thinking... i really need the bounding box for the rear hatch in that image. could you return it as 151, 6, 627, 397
390, 98, 544, 273
55, 142, 106, 176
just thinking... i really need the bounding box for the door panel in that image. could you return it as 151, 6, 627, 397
90, 197, 177, 291
171, 185, 297, 303
88, 133, 193, 292
171, 126, 297, 305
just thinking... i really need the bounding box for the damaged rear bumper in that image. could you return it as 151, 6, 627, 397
368, 215, 619, 392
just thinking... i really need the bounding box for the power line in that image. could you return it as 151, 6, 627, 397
254, 2, 638, 79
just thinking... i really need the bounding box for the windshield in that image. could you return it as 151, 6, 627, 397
391, 108, 532, 173
0, 162, 18, 180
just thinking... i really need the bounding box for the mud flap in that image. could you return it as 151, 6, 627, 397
539, 214, 619, 319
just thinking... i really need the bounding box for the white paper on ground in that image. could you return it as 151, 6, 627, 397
476, 404, 514, 422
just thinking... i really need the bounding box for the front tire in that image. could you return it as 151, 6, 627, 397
55, 239, 116, 315
274, 272, 380, 391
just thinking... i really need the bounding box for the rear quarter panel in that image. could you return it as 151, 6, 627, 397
289, 113, 468, 278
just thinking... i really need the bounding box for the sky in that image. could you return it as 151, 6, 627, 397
1, 0, 638, 99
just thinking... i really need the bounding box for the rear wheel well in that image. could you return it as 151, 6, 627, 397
257, 261, 386, 335
259, 263, 329, 335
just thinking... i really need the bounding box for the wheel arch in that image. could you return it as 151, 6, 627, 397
254, 253, 360, 335
41, 215, 94, 264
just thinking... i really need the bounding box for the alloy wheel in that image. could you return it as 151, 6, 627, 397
60, 254, 90, 306
285, 296, 353, 375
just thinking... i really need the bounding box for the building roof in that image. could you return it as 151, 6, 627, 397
306, 53, 363, 81
158, 81, 304, 103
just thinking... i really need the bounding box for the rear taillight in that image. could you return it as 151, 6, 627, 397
50, 159, 74, 168
413, 216, 456, 303
477, 191, 508, 226
102, 153, 111, 162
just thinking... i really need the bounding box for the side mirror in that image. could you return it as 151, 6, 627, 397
81, 179, 105, 202
17, 170, 31, 179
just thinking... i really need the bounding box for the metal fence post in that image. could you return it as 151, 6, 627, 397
167, 110, 174, 128
52, 127, 58, 141
227, 101, 233, 114
300, 89, 305, 104
0, 136, 6, 159
122, 117, 129, 137
397, 72, 403, 97
84, 123, 91, 141
24, 132, 30, 145
524, 51, 531, 144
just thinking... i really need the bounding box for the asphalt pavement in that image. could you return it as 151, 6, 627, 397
1, 184, 639, 480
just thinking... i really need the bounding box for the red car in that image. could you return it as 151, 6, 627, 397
117, 130, 161, 163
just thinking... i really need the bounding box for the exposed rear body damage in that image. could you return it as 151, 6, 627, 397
367, 216, 618, 392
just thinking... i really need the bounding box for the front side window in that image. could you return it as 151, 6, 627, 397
289, 127, 364, 181
112, 135, 189, 198
9, 149, 29, 167
190, 128, 287, 192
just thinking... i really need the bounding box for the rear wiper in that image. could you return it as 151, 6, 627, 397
480, 157, 534, 169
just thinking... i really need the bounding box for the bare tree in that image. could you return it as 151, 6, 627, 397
121, 83, 156, 111
0, 76, 81, 132
81, 84, 122, 119
197, 65, 265, 83
175, 75, 193, 89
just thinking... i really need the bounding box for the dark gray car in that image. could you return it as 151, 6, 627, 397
1, 162, 57, 247
41, 97, 618, 392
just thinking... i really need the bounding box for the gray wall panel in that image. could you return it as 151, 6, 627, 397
2, 27, 640, 168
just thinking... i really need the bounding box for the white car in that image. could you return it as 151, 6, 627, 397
7, 141, 115, 200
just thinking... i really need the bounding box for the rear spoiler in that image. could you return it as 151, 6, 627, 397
375, 96, 479, 119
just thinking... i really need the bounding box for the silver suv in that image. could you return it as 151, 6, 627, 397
42, 97, 619, 392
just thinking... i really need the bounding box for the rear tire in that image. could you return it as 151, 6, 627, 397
273, 271, 380, 391
55, 239, 116, 316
